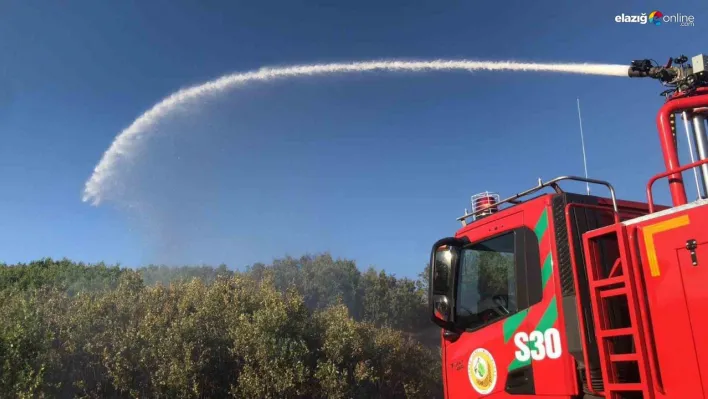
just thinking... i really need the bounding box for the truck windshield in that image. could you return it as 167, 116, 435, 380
455, 232, 517, 330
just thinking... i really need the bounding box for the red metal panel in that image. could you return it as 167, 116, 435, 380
532, 199, 578, 397
676, 239, 708, 393
443, 318, 518, 397
634, 205, 708, 398
671, 204, 708, 395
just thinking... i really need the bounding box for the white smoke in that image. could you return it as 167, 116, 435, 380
82, 59, 628, 205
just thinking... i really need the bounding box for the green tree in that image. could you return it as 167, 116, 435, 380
0, 257, 443, 398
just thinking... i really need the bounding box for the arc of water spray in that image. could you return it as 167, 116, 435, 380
83, 59, 629, 206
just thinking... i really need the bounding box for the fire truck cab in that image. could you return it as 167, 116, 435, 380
428, 54, 708, 399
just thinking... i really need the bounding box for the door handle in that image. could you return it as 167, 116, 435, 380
686, 239, 698, 266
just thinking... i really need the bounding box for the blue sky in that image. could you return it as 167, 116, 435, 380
1, 0, 706, 278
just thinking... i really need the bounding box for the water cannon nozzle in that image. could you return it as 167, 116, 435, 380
628, 59, 679, 83
628, 59, 653, 78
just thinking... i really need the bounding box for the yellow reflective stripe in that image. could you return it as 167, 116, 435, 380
642, 214, 691, 277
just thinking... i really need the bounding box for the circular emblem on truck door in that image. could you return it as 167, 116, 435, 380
468, 348, 497, 395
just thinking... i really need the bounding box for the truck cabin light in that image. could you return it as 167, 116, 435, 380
471, 192, 500, 220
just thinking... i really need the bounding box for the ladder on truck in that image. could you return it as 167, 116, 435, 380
582, 223, 655, 398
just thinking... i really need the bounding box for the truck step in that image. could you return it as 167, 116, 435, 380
599, 287, 628, 298
598, 327, 635, 338
605, 383, 644, 391
609, 353, 638, 362
590, 276, 625, 289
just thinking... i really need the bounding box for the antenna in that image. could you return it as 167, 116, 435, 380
577, 98, 591, 195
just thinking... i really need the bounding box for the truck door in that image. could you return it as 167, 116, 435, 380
636, 208, 708, 397
677, 237, 708, 394
444, 211, 546, 397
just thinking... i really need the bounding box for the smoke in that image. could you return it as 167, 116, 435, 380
83, 58, 628, 205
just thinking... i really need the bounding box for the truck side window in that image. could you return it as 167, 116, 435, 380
455, 231, 518, 330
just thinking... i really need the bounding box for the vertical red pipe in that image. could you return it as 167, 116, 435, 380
655, 87, 708, 207
656, 109, 687, 205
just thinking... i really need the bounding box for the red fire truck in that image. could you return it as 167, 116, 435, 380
428, 54, 708, 399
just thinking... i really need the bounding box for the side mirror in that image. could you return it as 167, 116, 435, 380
429, 237, 464, 330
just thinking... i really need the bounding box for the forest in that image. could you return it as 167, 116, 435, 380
0, 254, 443, 398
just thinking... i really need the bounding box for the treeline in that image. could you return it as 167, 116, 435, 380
0, 255, 441, 398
